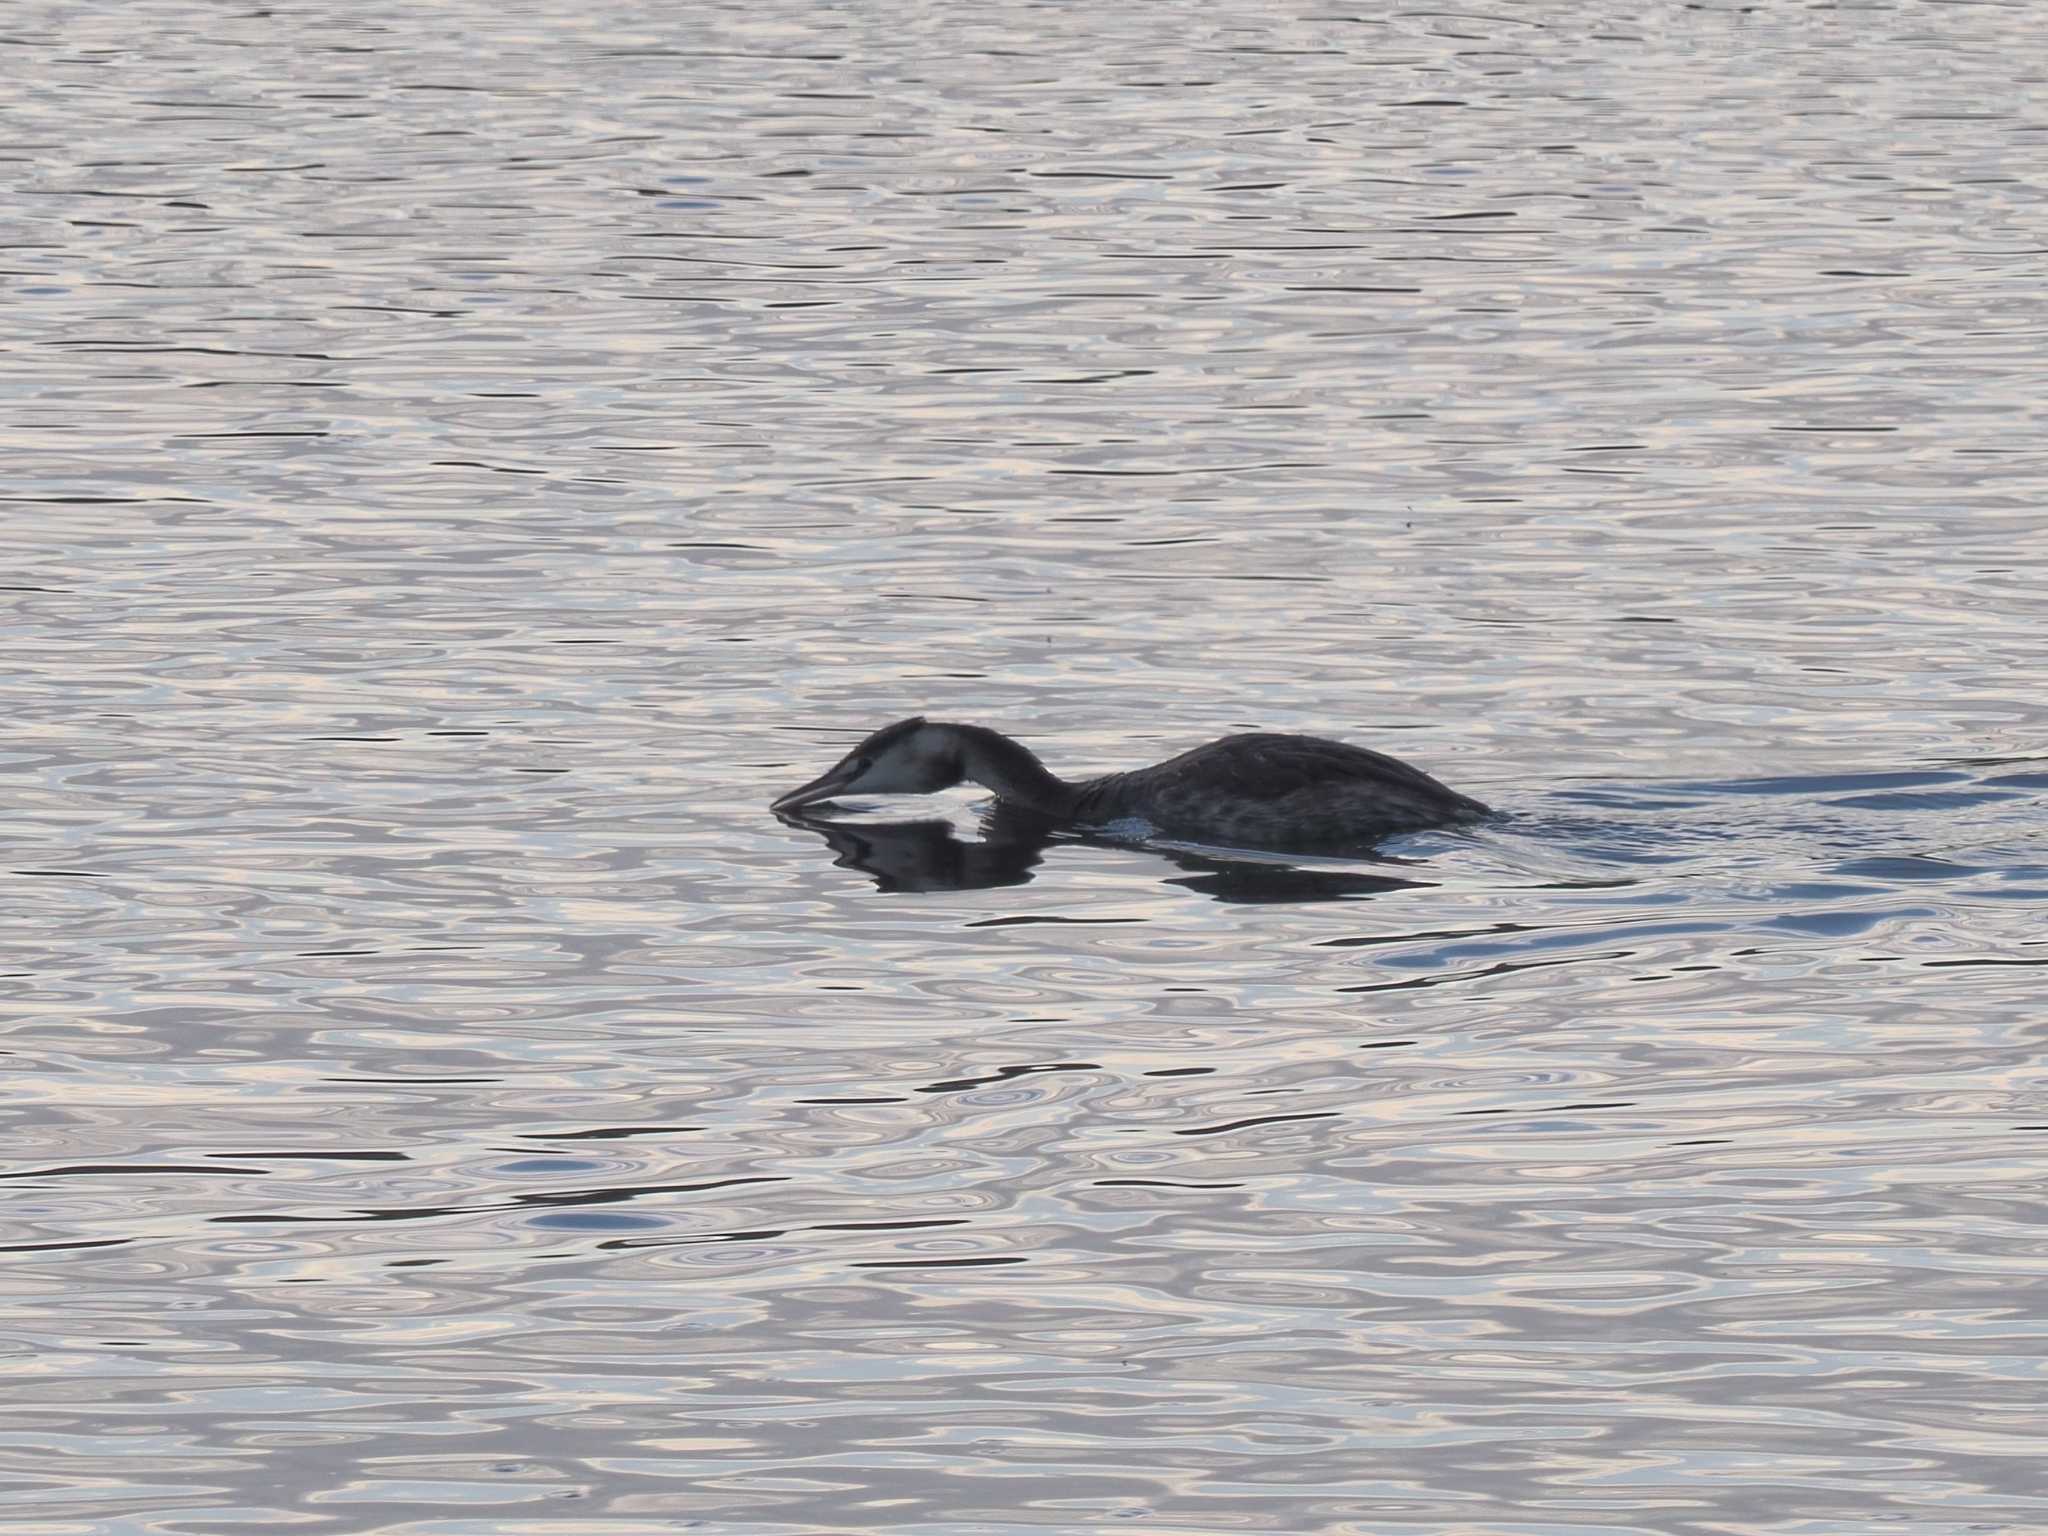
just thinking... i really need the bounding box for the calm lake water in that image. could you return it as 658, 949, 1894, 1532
5, 2, 2046, 1532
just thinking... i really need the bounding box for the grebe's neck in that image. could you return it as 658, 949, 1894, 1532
942, 724, 1082, 817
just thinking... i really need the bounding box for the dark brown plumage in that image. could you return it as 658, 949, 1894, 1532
1072, 732, 1487, 846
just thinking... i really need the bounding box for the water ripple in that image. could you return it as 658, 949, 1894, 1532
4, 0, 2047, 1530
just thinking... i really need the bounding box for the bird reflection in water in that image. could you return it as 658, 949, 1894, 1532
776, 804, 1435, 904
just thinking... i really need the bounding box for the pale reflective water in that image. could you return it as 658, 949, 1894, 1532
5, 1, 2046, 1531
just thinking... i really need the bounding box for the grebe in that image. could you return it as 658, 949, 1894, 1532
770, 717, 1488, 849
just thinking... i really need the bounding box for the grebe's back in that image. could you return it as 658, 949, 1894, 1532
1074, 731, 1487, 846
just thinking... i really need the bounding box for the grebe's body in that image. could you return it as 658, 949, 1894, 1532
771, 718, 1487, 850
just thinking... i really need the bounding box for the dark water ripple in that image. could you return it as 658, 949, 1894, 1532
5, 0, 2048, 1532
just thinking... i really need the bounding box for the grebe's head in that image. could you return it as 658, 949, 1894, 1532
770, 717, 963, 813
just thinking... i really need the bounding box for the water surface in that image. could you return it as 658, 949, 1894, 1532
4, 1, 2046, 1532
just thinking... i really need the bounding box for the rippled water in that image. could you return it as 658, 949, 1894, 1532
5, 2, 2046, 1531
